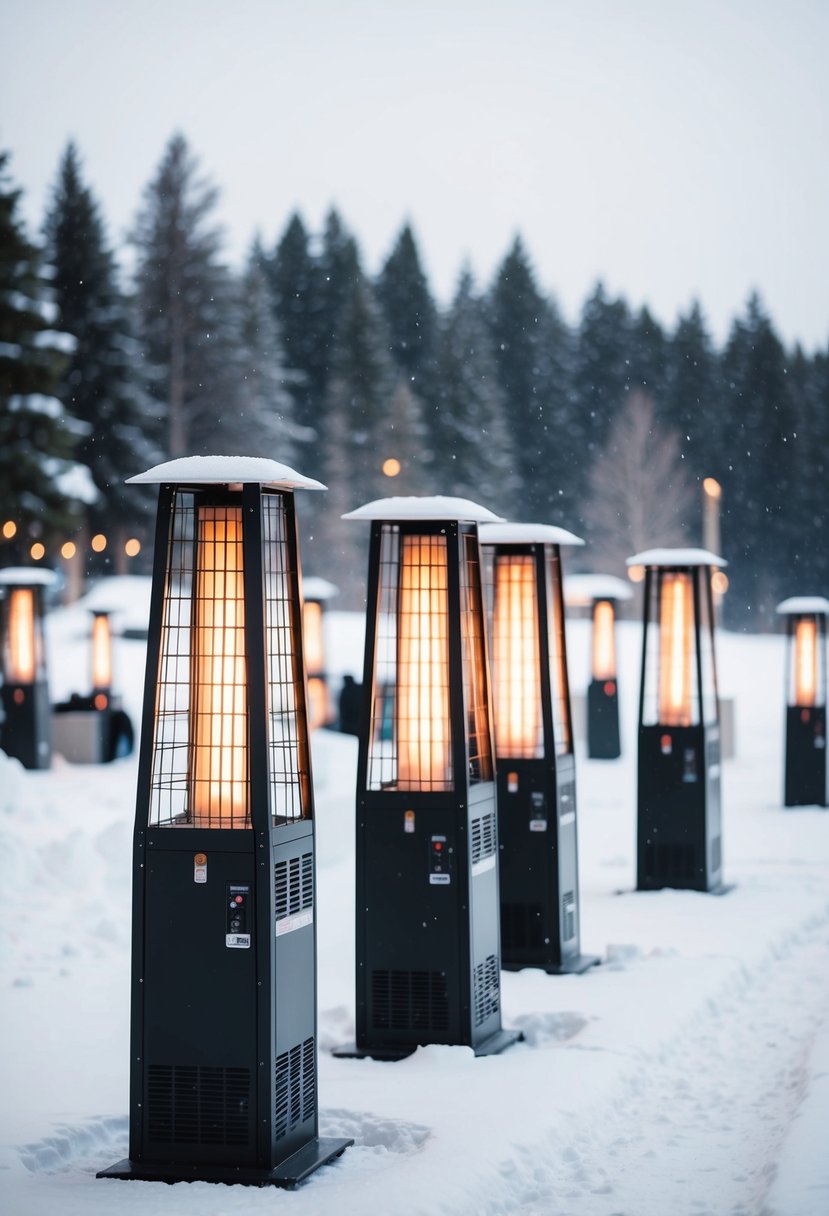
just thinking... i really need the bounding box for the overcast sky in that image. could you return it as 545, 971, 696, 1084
2, 0, 827, 349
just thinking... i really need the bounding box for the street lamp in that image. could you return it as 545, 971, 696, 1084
628, 548, 728, 892
334, 496, 521, 1059
0, 567, 56, 769
564, 573, 633, 759
302, 577, 338, 730
480, 523, 598, 974
98, 456, 351, 1188
776, 597, 828, 807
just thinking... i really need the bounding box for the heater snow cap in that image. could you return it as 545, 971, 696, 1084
126, 453, 327, 491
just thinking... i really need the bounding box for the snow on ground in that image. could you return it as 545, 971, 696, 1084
1, 594, 828, 1216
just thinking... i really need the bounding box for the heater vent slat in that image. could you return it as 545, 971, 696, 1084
645, 842, 697, 883
562, 890, 576, 941
371, 970, 449, 1032
274, 853, 314, 921
471, 811, 497, 866
473, 954, 500, 1028
146, 1064, 251, 1147
274, 1036, 316, 1142
501, 902, 545, 952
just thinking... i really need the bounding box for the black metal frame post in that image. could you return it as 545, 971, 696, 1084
635, 560, 726, 893
99, 466, 350, 1188
336, 509, 520, 1060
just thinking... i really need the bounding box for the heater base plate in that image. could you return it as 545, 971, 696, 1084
96, 1138, 354, 1189
625, 881, 737, 897
502, 953, 600, 976
333, 1027, 523, 1062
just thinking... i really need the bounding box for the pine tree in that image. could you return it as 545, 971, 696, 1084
376, 222, 438, 394
43, 141, 156, 549
0, 150, 92, 552
131, 133, 237, 458
664, 300, 720, 491
572, 281, 633, 465
266, 211, 323, 433
432, 268, 517, 516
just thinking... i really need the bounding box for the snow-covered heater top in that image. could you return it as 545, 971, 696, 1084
776, 596, 829, 616
0, 566, 60, 588
478, 522, 584, 548
302, 577, 339, 602
342, 495, 505, 524
564, 573, 634, 606
626, 548, 727, 569
126, 455, 326, 491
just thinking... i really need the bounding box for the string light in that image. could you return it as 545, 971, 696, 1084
30, 543, 45, 561
91, 533, 107, 552
382, 458, 401, 477
2, 520, 16, 539
125, 538, 141, 557
61, 541, 76, 559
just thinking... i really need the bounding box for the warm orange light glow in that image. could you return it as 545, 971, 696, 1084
628, 564, 645, 584
190, 508, 248, 825
125, 538, 141, 558
307, 675, 329, 730
30, 543, 45, 561
303, 599, 324, 674
7, 588, 36, 683
382, 458, 401, 477
492, 554, 541, 757
61, 541, 76, 560
794, 618, 817, 707
592, 599, 616, 681
91, 533, 107, 553
397, 535, 451, 789
703, 477, 722, 500
711, 570, 729, 596
659, 573, 694, 726
2, 520, 16, 539
91, 613, 112, 691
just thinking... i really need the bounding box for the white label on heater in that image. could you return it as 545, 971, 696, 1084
194, 866, 207, 884
559, 811, 576, 827
226, 934, 250, 949
429, 873, 451, 886
471, 855, 496, 877
708, 765, 721, 779
275, 909, 314, 937
529, 819, 548, 832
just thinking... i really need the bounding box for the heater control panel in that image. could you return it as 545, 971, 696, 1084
226, 883, 252, 948
428, 835, 453, 885
529, 791, 548, 832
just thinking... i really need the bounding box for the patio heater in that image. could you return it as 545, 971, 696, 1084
334, 496, 521, 1059
564, 573, 633, 760
98, 456, 351, 1188
628, 549, 728, 893
480, 524, 597, 975
776, 597, 828, 807
52, 608, 124, 764
0, 567, 56, 770
302, 577, 338, 730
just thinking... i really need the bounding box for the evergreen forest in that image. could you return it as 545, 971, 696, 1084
1, 136, 826, 627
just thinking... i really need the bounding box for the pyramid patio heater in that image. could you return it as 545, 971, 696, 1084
628, 548, 728, 893
302, 577, 338, 730
565, 573, 633, 759
480, 524, 597, 974
52, 609, 126, 764
98, 456, 352, 1188
0, 567, 56, 770
334, 496, 521, 1059
776, 596, 828, 807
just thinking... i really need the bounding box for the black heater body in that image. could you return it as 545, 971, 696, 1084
0, 576, 52, 770
779, 604, 828, 807
483, 532, 596, 975
99, 465, 350, 1187
634, 556, 725, 893
587, 598, 622, 760
336, 508, 519, 1060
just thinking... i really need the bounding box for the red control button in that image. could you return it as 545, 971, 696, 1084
235, 895, 244, 904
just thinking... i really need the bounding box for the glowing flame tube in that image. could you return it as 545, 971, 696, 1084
793, 617, 817, 707
303, 600, 324, 675
658, 573, 693, 726
492, 555, 541, 758
397, 535, 452, 790
7, 588, 36, 684
592, 599, 616, 682
190, 507, 249, 826
91, 612, 112, 693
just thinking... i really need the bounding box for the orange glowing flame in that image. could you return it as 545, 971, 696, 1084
7, 588, 36, 683
397, 535, 451, 789
190, 508, 248, 825
91, 613, 112, 691
592, 599, 616, 681
492, 555, 541, 757
303, 599, 324, 675
794, 617, 817, 708
659, 573, 693, 726
307, 675, 328, 730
